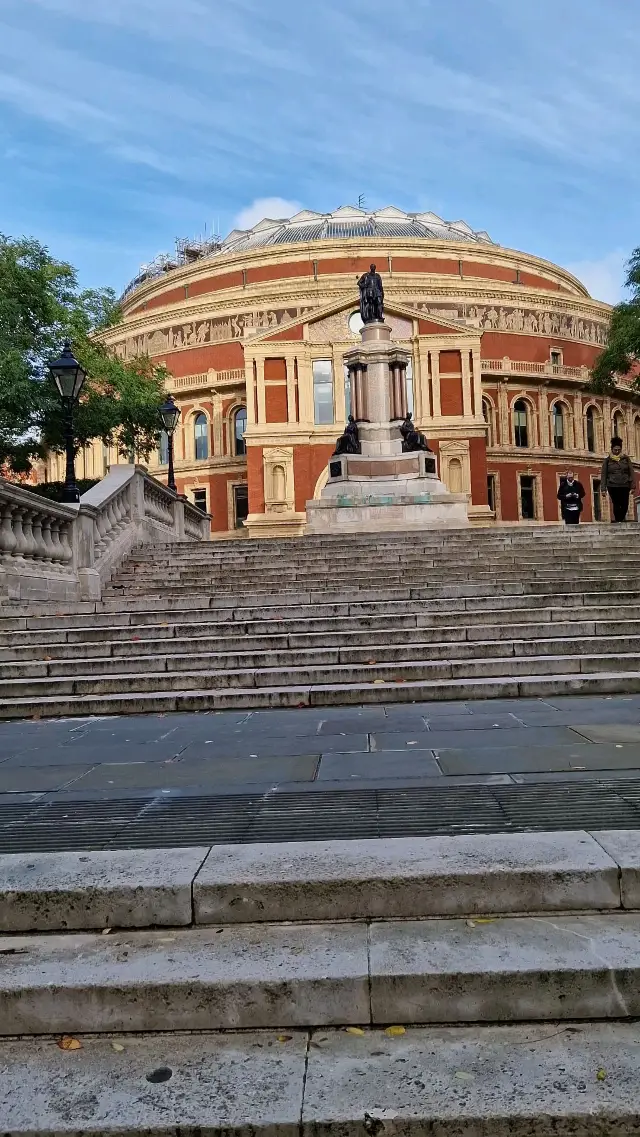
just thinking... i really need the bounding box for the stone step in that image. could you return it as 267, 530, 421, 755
8, 635, 640, 679
4, 910, 640, 1034
0, 831, 623, 934
6, 1022, 640, 1136
6, 649, 640, 700
0, 668, 639, 718
0, 619, 629, 661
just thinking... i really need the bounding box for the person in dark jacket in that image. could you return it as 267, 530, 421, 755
601, 437, 634, 522
557, 471, 585, 524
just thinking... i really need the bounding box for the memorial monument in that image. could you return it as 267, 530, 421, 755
306, 266, 469, 532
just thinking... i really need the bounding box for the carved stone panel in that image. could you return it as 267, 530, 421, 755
410, 302, 609, 345
309, 310, 413, 344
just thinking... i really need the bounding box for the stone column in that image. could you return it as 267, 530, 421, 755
461, 350, 472, 417
472, 349, 483, 422
285, 357, 297, 423
430, 350, 442, 418
256, 358, 266, 424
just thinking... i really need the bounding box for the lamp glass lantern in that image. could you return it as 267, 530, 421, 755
159, 395, 181, 435
48, 341, 87, 401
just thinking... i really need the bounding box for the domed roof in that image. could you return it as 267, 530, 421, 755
122, 205, 496, 297
220, 205, 496, 253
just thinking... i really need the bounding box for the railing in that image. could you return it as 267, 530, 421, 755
481, 358, 591, 381
0, 466, 210, 603
168, 368, 245, 391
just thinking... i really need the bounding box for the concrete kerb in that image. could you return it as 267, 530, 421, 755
0, 829, 634, 934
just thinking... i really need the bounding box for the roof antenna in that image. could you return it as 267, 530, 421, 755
358, 194, 366, 210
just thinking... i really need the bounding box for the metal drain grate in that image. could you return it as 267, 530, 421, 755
3, 779, 640, 852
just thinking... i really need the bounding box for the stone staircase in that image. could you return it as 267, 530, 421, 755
3, 829, 640, 1133
2, 524, 640, 717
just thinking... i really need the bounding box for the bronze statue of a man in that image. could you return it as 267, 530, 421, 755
358, 263, 384, 324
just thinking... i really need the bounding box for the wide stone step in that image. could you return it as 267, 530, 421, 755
8, 636, 640, 679
1, 669, 640, 717
7, 649, 640, 699
6, 1022, 640, 1137
4, 911, 640, 1033
0, 831, 622, 934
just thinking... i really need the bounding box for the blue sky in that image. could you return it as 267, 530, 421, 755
0, 0, 638, 303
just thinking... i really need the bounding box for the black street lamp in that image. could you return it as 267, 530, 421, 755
159, 394, 181, 493
47, 341, 87, 503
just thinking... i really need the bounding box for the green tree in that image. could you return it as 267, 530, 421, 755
0, 234, 167, 474
591, 249, 640, 393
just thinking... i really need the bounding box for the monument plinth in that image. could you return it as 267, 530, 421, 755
306, 266, 469, 533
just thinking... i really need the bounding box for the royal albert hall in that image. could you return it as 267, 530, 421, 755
48, 205, 640, 535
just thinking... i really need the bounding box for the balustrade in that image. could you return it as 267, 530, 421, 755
0, 465, 209, 603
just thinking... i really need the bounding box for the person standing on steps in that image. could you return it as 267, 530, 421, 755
557, 470, 585, 524
601, 437, 634, 522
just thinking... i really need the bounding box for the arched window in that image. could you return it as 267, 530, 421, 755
482, 398, 495, 446
613, 411, 625, 445
234, 408, 247, 456
552, 403, 565, 450
194, 413, 209, 460
158, 430, 169, 465
513, 399, 529, 448
586, 406, 596, 453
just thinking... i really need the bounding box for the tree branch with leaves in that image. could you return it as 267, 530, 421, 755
591, 249, 640, 394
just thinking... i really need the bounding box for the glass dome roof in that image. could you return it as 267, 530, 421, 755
220, 205, 495, 254
122, 206, 496, 297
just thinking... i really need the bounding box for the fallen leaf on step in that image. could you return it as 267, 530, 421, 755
597, 1068, 607, 1081
131, 636, 141, 642
454, 1071, 475, 1082
466, 920, 476, 928
394, 679, 406, 684
385, 1026, 406, 1037
58, 1037, 82, 1051
111, 1042, 125, 1052
367, 660, 378, 665
31, 713, 41, 721
277, 1035, 293, 1043
373, 679, 386, 685
346, 1027, 366, 1036
102, 928, 112, 935
42, 656, 52, 662
474, 918, 496, 925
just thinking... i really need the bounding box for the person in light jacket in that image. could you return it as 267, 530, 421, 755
557, 471, 585, 524
601, 437, 634, 523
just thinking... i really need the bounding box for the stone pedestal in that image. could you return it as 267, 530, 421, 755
306, 321, 469, 533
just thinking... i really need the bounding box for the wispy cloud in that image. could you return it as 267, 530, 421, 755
566, 251, 630, 305
233, 198, 303, 230
0, 0, 638, 291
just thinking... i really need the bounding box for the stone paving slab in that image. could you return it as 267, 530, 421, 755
0, 762, 96, 793
0, 1029, 307, 1136
0, 846, 208, 932
316, 752, 441, 781
368, 913, 640, 1024
593, 830, 640, 908
0, 922, 370, 1034
302, 1022, 640, 1136
572, 724, 640, 743
65, 754, 321, 792
436, 743, 640, 776
372, 726, 582, 753
193, 831, 620, 925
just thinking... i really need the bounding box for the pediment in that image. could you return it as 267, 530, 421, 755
248, 294, 475, 345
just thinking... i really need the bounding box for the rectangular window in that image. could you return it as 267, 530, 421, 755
233, 484, 249, 528
192, 489, 207, 512
313, 359, 334, 425
550, 350, 562, 366
519, 475, 536, 520
344, 364, 351, 419
406, 358, 414, 416
592, 478, 602, 522
487, 474, 496, 513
